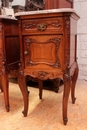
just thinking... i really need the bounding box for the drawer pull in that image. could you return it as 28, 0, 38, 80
24, 51, 28, 55
37, 23, 47, 31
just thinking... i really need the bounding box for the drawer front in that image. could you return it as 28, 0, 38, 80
23, 35, 63, 69
22, 17, 63, 34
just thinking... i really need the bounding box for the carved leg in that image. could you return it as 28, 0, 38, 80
38, 80, 43, 99
71, 64, 79, 104
18, 69, 29, 117
1, 70, 10, 112
63, 74, 71, 125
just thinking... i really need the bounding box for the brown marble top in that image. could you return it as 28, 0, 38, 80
0, 15, 17, 20
14, 8, 79, 18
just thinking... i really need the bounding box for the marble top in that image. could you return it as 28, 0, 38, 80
14, 8, 79, 18
0, 15, 17, 20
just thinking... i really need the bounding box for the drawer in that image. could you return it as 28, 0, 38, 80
22, 17, 63, 34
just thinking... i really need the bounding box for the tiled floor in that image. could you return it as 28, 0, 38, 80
0, 79, 87, 130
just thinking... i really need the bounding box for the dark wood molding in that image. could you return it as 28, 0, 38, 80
66, 0, 73, 8
66, 0, 73, 3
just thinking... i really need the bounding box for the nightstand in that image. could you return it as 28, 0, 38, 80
15, 8, 79, 124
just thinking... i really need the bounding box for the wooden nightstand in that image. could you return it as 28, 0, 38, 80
0, 16, 20, 112
15, 8, 79, 125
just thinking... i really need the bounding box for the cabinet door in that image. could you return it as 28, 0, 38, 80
23, 35, 63, 69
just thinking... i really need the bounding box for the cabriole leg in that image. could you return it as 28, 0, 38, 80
71, 64, 79, 104
1, 69, 10, 112
18, 68, 29, 117
63, 74, 71, 125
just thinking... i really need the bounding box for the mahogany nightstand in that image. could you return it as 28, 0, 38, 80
15, 8, 79, 125
0, 16, 27, 114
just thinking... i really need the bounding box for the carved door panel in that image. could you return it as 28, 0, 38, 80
23, 35, 63, 70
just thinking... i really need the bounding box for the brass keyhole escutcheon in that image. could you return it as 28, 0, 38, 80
37, 23, 47, 31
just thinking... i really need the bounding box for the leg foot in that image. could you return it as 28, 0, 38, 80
63, 73, 71, 125
18, 67, 29, 117
63, 118, 68, 125
22, 110, 27, 117
6, 105, 10, 112
72, 97, 76, 104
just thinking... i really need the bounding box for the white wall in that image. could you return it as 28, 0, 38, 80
0, 0, 25, 7
12, 0, 25, 6
74, 0, 87, 80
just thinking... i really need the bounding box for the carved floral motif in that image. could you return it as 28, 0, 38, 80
37, 71, 49, 79
65, 49, 70, 67
25, 38, 37, 66
63, 73, 69, 83
0, 48, 6, 75
47, 37, 61, 67
27, 71, 54, 80
18, 20, 24, 65
64, 17, 70, 67
23, 23, 36, 29
64, 17, 70, 38
51, 19, 62, 29
23, 18, 63, 31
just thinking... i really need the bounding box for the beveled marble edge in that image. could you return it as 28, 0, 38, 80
14, 8, 79, 17
0, 15, 17, 20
